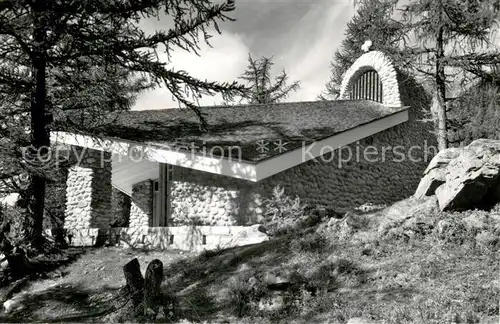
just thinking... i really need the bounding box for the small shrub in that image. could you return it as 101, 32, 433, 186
227, 271, 267, 317
431, 210, 500, 251
383, 226, 407, 242
289, 287, 315, 315
434, 217, 474, 245
199, 245, 225, 260
44, 181, 67, 230
172, 259, 204, 279
417, 259, 440, 279
475, 230, 499, 251
290, 233, 329, 254
288, 287, 335, 317
0, 205, 27, 249
306, 262, 340, 293
285, 251, 322, 273
287, 257, 354, 295
491, 202, 500, 212
263, 185, 307, 236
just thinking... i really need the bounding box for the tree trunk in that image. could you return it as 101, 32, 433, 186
435, 0, 448, 151
26, 0, 50, 249
123, 258, 144, 306
144, 259, 164, 315
5, 248, 31, 280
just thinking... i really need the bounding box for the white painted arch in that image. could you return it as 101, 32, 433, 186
338, 51, 402, 107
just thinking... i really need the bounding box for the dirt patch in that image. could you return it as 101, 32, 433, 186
0, 247, 191, 322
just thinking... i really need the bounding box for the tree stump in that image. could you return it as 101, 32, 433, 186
144, 259, 164, 315
123, 258, 144, 306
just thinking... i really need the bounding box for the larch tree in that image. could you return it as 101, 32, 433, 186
0, 0, 244, 250
229, 53, 300, 104
319, 0, 404, 100
447, 65, 500, 146
401, 0, 500, 150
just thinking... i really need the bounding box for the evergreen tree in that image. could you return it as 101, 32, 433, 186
448, 67, 500, 146
0, 0, 244, 249
229, 53, 300, 104
401, 0, 499, 150
320, 0, 404, 99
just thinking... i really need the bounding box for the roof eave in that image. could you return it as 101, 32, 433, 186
254, 107, 409, 181
50, 107, 409, 182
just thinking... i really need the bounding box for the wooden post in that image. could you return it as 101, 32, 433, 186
144, 259, 164, 315
123, 258, 144, 306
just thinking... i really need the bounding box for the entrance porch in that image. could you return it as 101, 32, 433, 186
53, 146, 267, 251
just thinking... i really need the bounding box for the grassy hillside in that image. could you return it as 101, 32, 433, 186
164, 196, 500, 323
0, 196, 499, 323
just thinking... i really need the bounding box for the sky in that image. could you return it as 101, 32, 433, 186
133, 0, 356, 110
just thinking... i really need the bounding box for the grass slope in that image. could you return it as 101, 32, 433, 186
0, 196, 499, 323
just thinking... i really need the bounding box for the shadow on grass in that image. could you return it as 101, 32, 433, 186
175, 286, 222, 322
162, 232, 425, 321
0, 283, 121, 323
160, 237, 291, 320
167, 237, 290, 287
0, 247, 88, 292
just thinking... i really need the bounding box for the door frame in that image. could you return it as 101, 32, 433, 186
154, 163, 172, 226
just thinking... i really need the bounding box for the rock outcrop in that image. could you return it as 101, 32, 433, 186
414, 148, 461, 198
415, 139, 500, 211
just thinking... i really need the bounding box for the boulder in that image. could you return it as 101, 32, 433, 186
414, 148, 461, 198
415, 139, 500, 211
466, 138, 500, 154
436, 149, 500, 211
377, 196, 438, 235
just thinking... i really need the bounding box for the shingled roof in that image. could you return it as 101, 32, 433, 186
66, 99, 407, 162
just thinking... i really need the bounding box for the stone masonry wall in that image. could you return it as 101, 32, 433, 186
339, 51, 402, 107
121, 54, 436, 227
111, 187, 131, 227
129, 180, 153, 227
65, 147, 113, 230
166, 73, 436, 225
169, 168, 255, 226
252, 72, 436, 216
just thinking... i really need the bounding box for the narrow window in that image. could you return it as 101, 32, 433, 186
167, 164, 174, 181
350, 69, 382, 103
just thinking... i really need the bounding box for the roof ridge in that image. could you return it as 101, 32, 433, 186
132, 99, 381, 112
